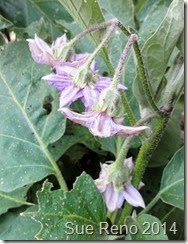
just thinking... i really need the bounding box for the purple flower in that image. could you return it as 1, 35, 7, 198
95, 157, 145, 212
27, 34, 74, 67
59, 108, 148, 137
43, 60, 126, 108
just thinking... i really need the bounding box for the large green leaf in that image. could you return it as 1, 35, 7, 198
0, 14, 13, 30
126, 214, 168, 240
137, 0, 170, 47
159, 147, 184, 209
0, 185, 30, 215
0, 42, 66, 192
58, 0, 113, 73
0, 206, 40, 240
59, 0, 105, 44
98, 0, 135, 28
27, 173, 107, 240
133, 0, 184, 114
0, 0, 70, 38
150, 201, 184, 240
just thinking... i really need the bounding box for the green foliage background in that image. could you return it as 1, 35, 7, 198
0, 0, 184, 240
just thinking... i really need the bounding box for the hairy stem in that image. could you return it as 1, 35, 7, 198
120, 92, 137, 125
85, 21, 118, 68
117, 22, 162, 116
70, 19, 118, 45
111, 34, 137, 89
118, 116, 169, 225
114, 113, 157, 169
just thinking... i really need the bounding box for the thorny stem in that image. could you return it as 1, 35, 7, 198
111, 34, 137, 89
118, 116, 169, 225
85, 21, 119, 68
117, 22, 162, 116
114, 113, 157, 169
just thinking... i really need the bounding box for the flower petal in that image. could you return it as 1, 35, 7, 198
123, 184, 145, 208
124, 157, 134, 172
82, 86, 99, 108
42, 74, 71, 90
59, 86, 82, 107
54, 34, 67, 49
117, 124, 149, 136
59, 108, 99, 126
103, 184, 120, 212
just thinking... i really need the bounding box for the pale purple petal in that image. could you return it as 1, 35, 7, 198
96, 76, 127, 91
34, 34, 52, 53
116, 124, 149, 136
59, 86, 82, 107
103, 184, 120, 212
59, 108, 99, 126
54, 34, 67, 49
124, 157, 134, 173
75, 53, 97, 71
95, 179, 107, 193
113, 117, 124, 125
55, 63, 77, 76
82, 86, 99, 108
123, 184, 145, 208
138, 181, 145, 190
116, 191, 125, 209
42, 74, 71, 90
27, 35, 54, 65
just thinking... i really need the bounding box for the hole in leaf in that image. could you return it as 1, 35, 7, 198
43, 95, 53, 115
102, 71, 108, 77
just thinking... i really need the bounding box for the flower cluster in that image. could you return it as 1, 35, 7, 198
95, 157, 145, 212
27, 34, 148, 138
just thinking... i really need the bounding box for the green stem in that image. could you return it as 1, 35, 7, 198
85, 21, 118, 68
70, 19, 118, 46
117, 22, 162, 116
138, 193, 160, 215
42, 146, 68, 192
118, 116, 169, 225
114, 136, 132, 169
114, 113, 156, 169
120, 92, 137, 125
111, 34, 137, 89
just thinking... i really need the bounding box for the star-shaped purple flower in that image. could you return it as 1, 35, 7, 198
59, 108, 148, 137
95, 157, 145, 212
43, 57, 126, 108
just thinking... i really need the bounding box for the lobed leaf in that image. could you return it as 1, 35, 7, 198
27, 172, 107, 240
